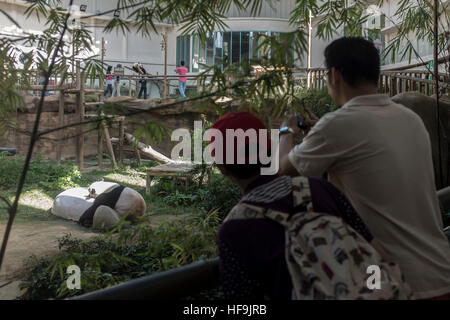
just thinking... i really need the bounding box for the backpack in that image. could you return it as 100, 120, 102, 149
225, 177, 414, 300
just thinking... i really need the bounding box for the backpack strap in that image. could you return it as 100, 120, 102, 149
291, 177, 313, 211
225, 176, 313, 227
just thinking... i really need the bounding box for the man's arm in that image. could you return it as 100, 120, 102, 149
279, 114, 317, 177
279, 133, 300, 177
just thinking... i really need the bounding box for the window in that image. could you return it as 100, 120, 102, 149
223, 32, 232, 68
241, 32, 250, 63
176, 35, 191, 70
280, 33, 294, 67
178, 31, 295, 72
206, 36, 214, 67
232, 32, 241, 64
250, 32, 260, 60
214, 32, 223, 66
199, 38, 207, 72
192, 35, 199, 72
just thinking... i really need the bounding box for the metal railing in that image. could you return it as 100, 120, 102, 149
73, 258, 220, 300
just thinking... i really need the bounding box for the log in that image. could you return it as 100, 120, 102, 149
103, 121, 118, 169
124, 133, 175, 164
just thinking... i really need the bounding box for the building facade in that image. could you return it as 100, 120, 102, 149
0, 0, 445, 92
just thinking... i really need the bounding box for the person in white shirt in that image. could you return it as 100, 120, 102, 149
278, 37, 450, 300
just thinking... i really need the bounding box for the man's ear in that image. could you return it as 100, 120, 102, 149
331, 67, 340, 86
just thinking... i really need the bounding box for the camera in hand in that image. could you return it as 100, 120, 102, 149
296, 113, 310, 131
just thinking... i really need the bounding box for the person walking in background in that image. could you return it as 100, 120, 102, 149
175, 61, 188, 98
112, 64, 122, 97
133, 62, 148, 100
104, 66, 113, 98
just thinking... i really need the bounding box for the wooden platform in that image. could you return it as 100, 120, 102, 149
146, 162, 195, 194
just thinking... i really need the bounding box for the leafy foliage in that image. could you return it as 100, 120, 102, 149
19, 211, 221, 300
0, 153, 82, 191
296, 87, 339, 119
152, 170, 242, 221
378, 0, 449, 65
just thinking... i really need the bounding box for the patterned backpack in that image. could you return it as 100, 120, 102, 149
225, 177, 414, 300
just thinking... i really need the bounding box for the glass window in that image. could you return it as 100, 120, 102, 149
192, 35, 199, 72
178, 30, 299, 71
206, 36, 214, 66
180, 37, 185, 67
250, 32, 260, 60
241, 32, 250, 63
260, 32, 269, 59
215, 32, 223, 66
198, 37, 207, 72
223, 32, 231, 68
176, 37, 180, 67
280, 33, 294, 67
184, 36, 190, 71
176, 35, 191, 70
232, 32, 240, 64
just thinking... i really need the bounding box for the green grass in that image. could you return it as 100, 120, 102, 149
0, 155, 205, 223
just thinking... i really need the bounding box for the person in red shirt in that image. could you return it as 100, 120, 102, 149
175, 61, 188, 98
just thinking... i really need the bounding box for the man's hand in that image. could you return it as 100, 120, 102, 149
282, 115, 302, 135
304, 107, 319, 127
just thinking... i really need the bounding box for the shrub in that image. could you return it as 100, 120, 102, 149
0, 154, 82, 191
152, 171, 242, 222
19, 212, 221, 300
295, 87, 338, 119
198, 175, 241, 221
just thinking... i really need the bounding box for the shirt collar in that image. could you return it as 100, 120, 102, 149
342, 94, 392, 108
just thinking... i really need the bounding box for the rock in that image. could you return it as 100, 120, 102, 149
93, 206, 120, 231
392, 92, 450, 189
445, 227, 450, 244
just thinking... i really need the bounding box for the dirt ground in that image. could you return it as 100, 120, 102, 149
0, 213, 189, 300
0, 220, 99, 299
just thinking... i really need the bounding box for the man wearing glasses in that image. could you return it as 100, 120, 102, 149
278, 37, 450, 300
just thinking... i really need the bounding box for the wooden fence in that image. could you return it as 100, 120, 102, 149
292, 68, 450, 97
26, 66, 449, 99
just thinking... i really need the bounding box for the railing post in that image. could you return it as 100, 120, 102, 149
56, 90, 65, 165
129, 77, 132, 97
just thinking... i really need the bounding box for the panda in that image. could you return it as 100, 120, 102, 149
78, 181, 146, 229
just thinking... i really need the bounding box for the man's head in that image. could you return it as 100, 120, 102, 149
324, 37, 380, 105
210, 112, 271, 186
181, 60, 185, 67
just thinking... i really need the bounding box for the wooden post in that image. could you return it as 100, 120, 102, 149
136, 79, 139, 98
119, 120, 124, 165
128, 77, 132, 97
98, 127, 103, 167
102, 121, 118, 169
56, 90, 65, 165
100, 37, 105, 92
78, 69, 86, 171
75, 61, 82, 166
135, 147, 142, 166
163, 32, 168, 99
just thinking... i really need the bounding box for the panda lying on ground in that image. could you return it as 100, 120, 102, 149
52, 181, 146, 230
